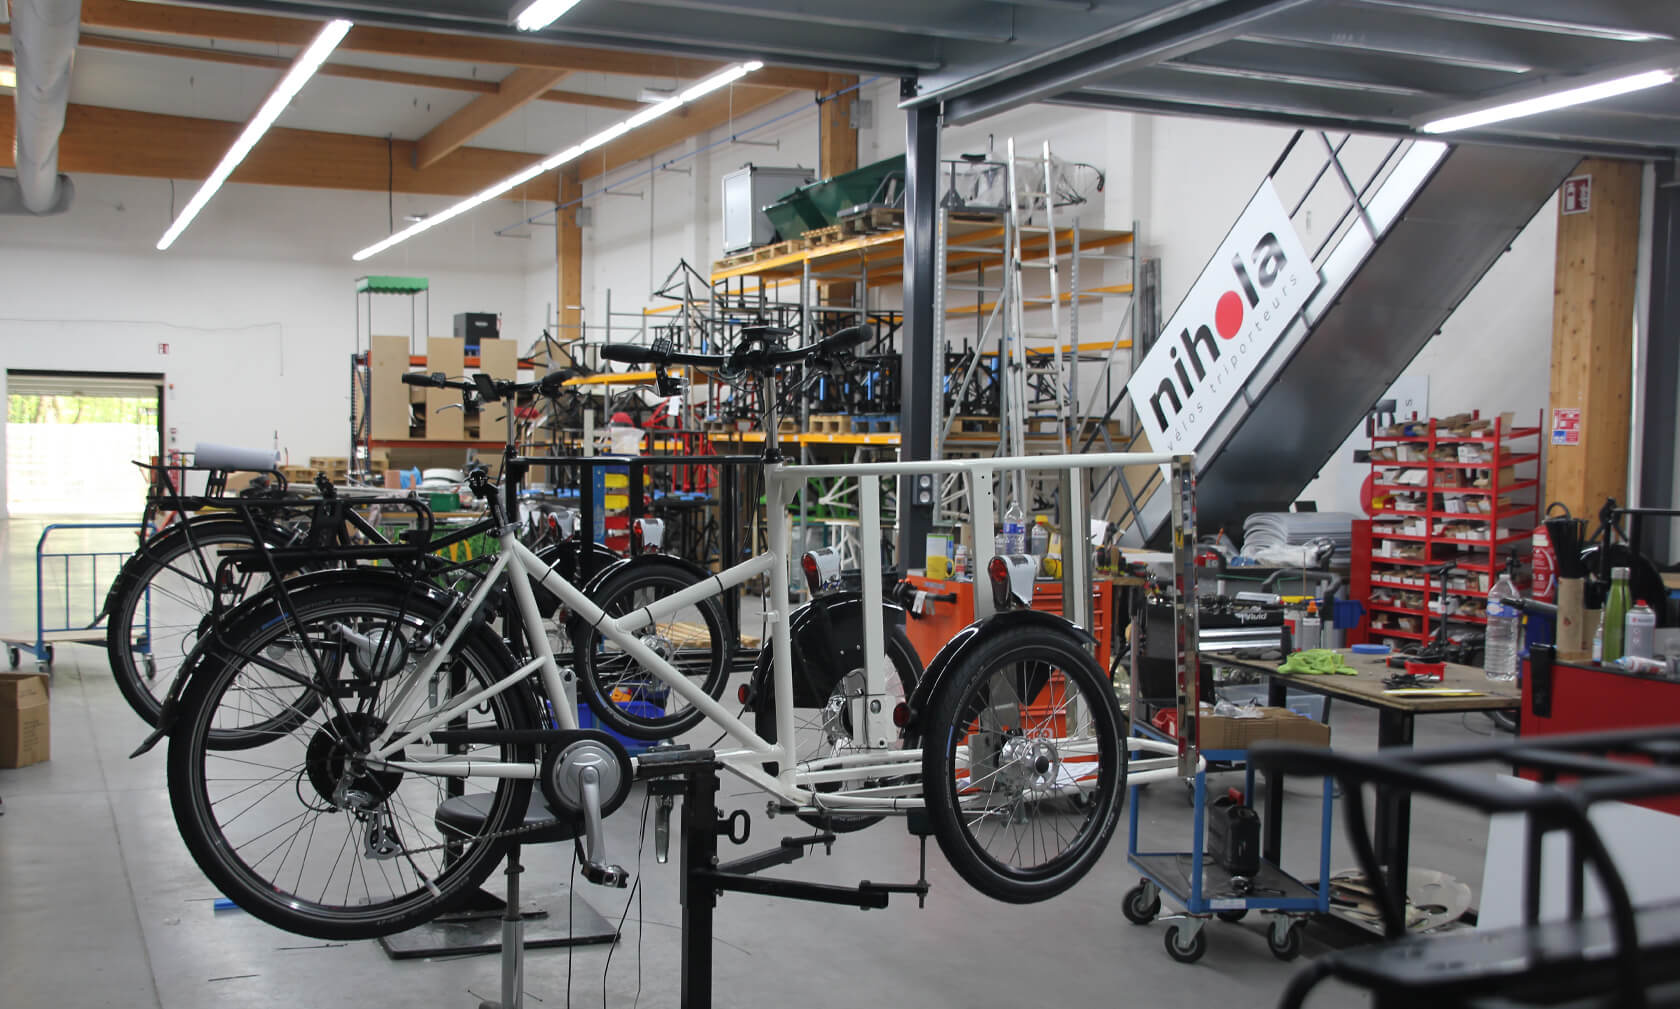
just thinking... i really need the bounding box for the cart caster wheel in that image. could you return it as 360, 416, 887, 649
43, 645, 54, 667
1122, 884, 1160, 925
1216, 909, 1248, 923
6, 647, 17, 670
1164, 923, 1207, 964
1268, 919, 1304, 961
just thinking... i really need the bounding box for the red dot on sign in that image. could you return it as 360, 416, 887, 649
1215, 291, 1244, 339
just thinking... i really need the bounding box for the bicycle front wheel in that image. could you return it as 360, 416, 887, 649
921, 625, 1126, 903
168, 577, 536, 940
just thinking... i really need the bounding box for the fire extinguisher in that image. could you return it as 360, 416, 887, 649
1532, 524, 1557, 603
1528, 523, 1558, 650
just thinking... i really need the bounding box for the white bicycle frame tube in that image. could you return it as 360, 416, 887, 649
371, 450, 1195, 808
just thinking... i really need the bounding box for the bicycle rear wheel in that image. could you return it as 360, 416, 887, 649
921, 625, 1126, 903
168, 577, 536, 940
106, 518, 289, 732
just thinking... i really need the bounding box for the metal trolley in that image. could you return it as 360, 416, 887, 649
1122, 731, 1333, 963
1117, 467, 1333, 962
3, 522, 146, 672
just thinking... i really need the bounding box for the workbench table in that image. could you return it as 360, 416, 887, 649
1204, 649, 1521, 919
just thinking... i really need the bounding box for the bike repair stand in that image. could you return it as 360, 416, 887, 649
377, 792, 619, 1008
635, 747, 931, 1009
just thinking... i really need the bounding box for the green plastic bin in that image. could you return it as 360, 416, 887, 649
761, 189, 828, 241
800, 155, 906, 226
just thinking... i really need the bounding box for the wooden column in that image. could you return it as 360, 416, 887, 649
819, 74, 860, 310
554, 163, 583, 371
1545, 158, 1643, 519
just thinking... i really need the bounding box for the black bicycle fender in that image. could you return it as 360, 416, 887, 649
902, 610, 1096, 733
746, 592, 908, 710
102, 517, 259, 622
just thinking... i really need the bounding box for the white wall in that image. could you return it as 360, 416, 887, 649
0, 175, 545, 516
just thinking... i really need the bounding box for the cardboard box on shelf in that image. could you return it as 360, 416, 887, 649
0, 672, 50, 768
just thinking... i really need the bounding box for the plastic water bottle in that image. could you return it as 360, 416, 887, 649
1029, 516, 1050, 563
1003, 501, 1026, 555
1484, 568, 1521, 682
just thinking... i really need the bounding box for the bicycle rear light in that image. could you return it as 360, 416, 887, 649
988, 555, 1011, 610
801, 547, 842, 594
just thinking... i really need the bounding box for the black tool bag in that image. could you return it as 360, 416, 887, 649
1207, 795, 1261, 877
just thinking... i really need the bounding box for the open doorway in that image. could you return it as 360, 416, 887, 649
6, 370, 164, 516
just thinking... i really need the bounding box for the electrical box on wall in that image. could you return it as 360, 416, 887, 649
721, 165, 814, 253
453, 312, 500, 354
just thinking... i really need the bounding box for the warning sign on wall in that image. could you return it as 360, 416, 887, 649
1561, 175, 1592, 215
1551, 407, 1582, 446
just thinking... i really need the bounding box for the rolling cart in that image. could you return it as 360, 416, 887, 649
4, 522, 146, 672
1117, 486, 1334, 964
1123, 723, 1333, 963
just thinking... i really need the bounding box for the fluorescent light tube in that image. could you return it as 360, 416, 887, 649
354, 60, 762, 262
0, 67, 15, 90
157, 19, 351, 250
513, 0, 582, 31
1420, 68, 1676, 134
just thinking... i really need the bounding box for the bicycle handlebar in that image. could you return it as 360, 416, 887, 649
598, 325, 871, 372
401, 369, 572, 402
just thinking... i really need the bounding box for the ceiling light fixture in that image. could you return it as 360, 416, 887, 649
1419, 66, 1677, 134
512, 0, 582, 32
157, 18, 351, 251
0, 66, 16, 90
353, 60, 761, 262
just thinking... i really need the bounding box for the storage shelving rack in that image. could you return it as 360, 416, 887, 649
1362, 412, 1542, 647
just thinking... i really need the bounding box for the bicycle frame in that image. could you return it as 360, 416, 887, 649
364, 449, 1194, 817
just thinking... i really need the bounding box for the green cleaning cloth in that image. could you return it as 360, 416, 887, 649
1278, 649, 1357, 675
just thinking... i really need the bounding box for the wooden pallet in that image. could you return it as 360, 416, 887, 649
951, 415, 1000, 434
804, 224, 846, 248
851, 414, 899, 433
838, 206, 904, 236
808, 414, 852, 434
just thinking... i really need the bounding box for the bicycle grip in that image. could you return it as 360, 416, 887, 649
599, 343, 657, 365
401, 371, 446, 387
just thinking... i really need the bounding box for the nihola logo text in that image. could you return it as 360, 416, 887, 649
1147, 232, 1304, 440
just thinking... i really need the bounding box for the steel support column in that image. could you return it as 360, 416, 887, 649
1642, 161, 1680, 563
898, 84, 939, 567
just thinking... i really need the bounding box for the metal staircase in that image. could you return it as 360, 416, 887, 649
1095, 133, 1580, 546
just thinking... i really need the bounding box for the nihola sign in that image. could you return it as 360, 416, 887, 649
1127, 180, 1320, 458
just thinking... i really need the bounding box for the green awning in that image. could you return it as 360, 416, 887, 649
357, 275, 429, 294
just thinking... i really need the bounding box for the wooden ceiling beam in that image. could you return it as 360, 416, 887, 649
0, 96, 551, 200
76, 0, 833, 89
0, 25, 653, 109
414, 67, 569, 170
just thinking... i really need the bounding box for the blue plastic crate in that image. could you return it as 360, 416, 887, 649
576, 702, 667, 756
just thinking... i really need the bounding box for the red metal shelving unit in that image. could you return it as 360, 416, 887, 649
1361, 412, 1541, 647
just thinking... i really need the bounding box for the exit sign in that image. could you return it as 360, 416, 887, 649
1561, 175, 1592, 215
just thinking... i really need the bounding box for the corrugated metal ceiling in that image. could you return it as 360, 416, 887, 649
196, 0, 1680, 157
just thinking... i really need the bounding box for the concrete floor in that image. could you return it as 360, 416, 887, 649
0, 515, 1508, 1009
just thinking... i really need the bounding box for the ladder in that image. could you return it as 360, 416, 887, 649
1003, 139, 1073, 507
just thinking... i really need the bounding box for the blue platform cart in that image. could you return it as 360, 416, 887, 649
1123, 719, 1334, 963
3, 522, 146, 673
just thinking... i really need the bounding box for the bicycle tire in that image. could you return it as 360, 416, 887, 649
168, 577, 536, 940
921, 625, 1126, 903
106, 517, 295, 733
757, 614, 921, 832
571, 561, 733, 740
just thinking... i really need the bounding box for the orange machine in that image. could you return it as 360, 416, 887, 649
902, 574, 1115, 670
